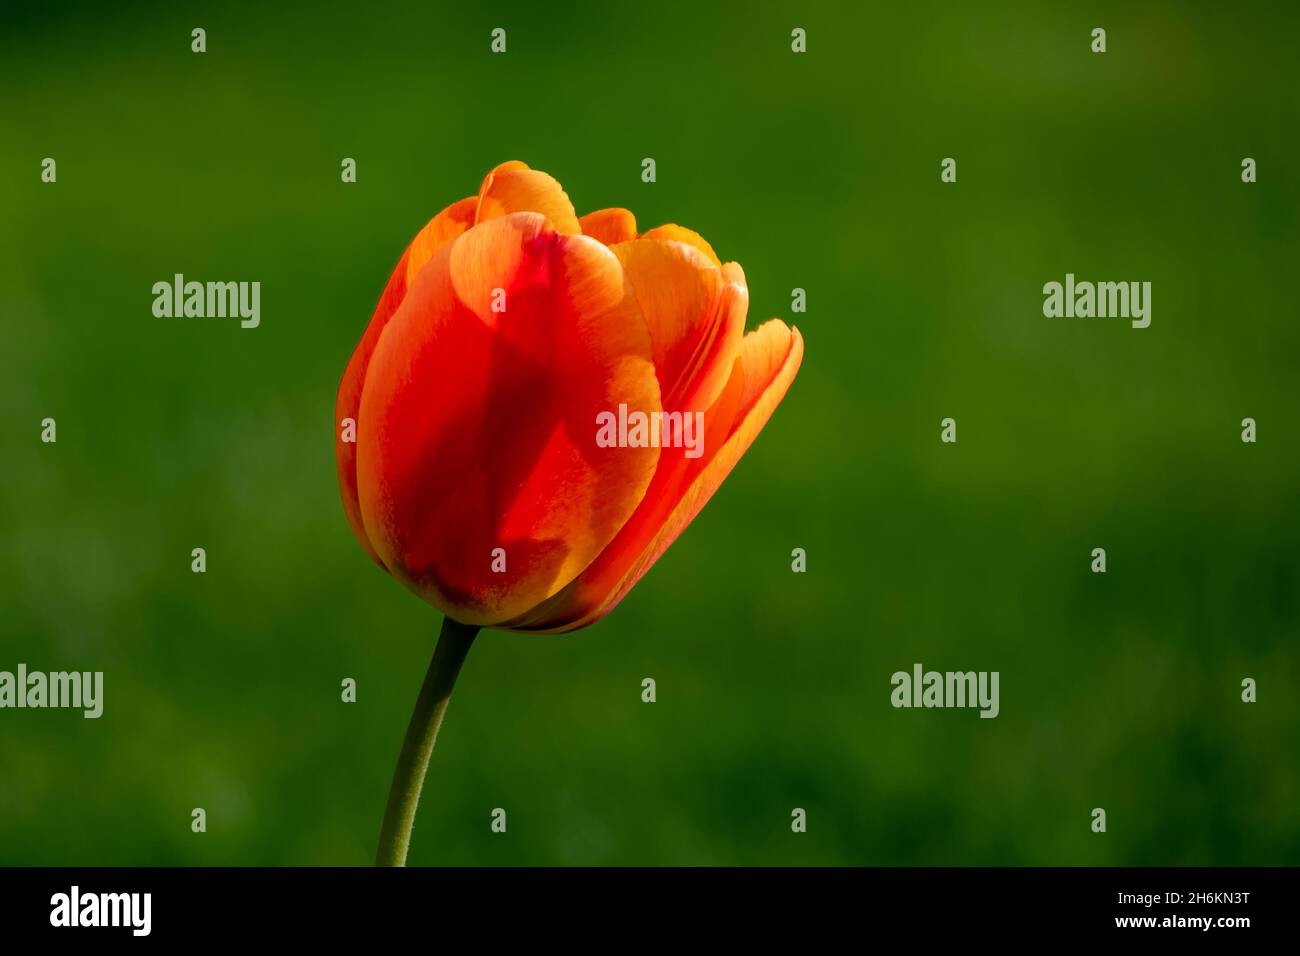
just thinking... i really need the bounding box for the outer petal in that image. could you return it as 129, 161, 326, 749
505, 319, 803, 632
403, 196, 478, 287
613, 239, 746, 414
336, 195, 477, 564
475, 161, 581, 234
338, 162, 579, 566
354, 212, 662, 626
579, 207, 638, 246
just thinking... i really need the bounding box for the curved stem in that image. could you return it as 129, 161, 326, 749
375, 616, 479, 867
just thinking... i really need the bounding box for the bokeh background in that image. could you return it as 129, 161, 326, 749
1, 0, 1297, 866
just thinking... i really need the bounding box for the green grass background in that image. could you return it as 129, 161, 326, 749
1, 0, 1297, 865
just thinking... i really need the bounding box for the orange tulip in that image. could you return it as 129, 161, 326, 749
337, 161, 802, 634
338, 162, 802, 865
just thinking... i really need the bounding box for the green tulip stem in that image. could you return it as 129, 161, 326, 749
375, 616, 480, 866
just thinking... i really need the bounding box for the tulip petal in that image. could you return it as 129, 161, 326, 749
614, 239, 746, 415
579, 207, 638, 246
403, 196, 478, 287
354, 212, 663, 625
476, 161, 581, 235
508, 319, 803, 632
337, 195, 477, 565
639, 224, 722, 267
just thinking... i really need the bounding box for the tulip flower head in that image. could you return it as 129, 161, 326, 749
337, 162, 802, 634
340, 162, 803, 865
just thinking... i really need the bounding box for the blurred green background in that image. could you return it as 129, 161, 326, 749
2, 0, 1297, 866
